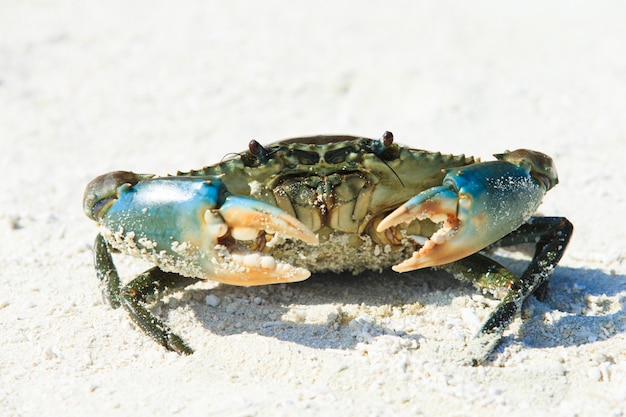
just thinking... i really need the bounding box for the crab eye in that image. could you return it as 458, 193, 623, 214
250, 140, 269, 161
370, 131, 395, 156
248, 140, 263, 155
242, 139, 270, 167
381, 131, 394, 146
369, 131, 400, 160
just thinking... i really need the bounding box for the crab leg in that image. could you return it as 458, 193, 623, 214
94, 233, 198, 354
442, 216, 573, 365
377, 152, 554, 272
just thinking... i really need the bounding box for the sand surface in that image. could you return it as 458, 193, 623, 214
1, 1, 625, 416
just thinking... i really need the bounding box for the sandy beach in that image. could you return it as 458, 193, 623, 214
1, 1, 625, 416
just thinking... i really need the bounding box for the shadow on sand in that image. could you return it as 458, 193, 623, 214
168, 258, 624, 355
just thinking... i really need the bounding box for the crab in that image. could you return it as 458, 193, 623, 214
83, 131, 572, 363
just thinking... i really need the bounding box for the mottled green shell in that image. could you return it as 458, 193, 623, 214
178, 135, 476, 239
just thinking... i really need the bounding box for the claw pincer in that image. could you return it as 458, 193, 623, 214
84, 172, 317, 287
378, 150, 556, 272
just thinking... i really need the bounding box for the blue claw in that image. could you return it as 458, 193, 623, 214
377, 150, 556, 271
85, 173, 317, 286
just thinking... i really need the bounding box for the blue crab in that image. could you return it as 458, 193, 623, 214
83, 132, 572, 362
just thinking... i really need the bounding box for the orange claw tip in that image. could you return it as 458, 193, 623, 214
391, 248, 462, 272
219, 195, 318, 245
391, 217, 465, 272
376, 204, 413, 232
212, 254, 311, 286
270, 211, 319, 245
391, 260, 419, 273
376, 185, 458, 232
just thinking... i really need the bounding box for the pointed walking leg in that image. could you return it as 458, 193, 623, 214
440, 216, 573, 365
93, 233, 200, 354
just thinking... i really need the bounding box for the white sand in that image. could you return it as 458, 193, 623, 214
1, 1, 625, 416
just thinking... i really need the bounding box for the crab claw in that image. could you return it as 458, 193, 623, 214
377, 150, 554, 272
212, 195, 319, 285
85, 173, 318, 286
219, 196, 318, 246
